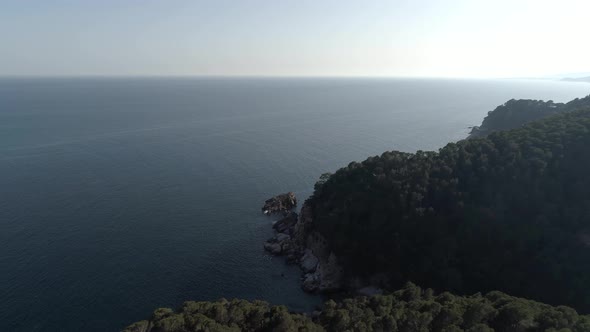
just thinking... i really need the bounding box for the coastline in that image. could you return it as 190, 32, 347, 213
264, 195, 389, 298
263, 93, 590, 302
264, 201, 344, 294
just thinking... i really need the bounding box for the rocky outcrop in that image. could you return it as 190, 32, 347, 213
123, 321, 151, 332
272, 211, 298, 234
300, 251, 342, 293
263, 200, 389, 294
300, 249, 318, 273
263, 212, 297, 256
264, 200, 342, 293
263, 241, 283, 255
263, 232, 291, 255
262, 192, 297, 215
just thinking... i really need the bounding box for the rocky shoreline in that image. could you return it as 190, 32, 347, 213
262, 193, 343, 293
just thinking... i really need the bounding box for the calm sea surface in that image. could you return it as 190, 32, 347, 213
0, 78, 588, 331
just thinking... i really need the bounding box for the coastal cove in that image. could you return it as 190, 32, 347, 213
1, 78, 589, 332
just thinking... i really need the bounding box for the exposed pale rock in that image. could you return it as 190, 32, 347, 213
262, 199, 343, 294
262, 192, 297, 215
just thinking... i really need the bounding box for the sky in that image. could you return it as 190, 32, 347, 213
1, 0, 589, 78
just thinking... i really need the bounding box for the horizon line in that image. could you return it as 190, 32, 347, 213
0, 74, 560, 81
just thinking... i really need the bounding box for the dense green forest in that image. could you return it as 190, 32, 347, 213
468, 95, 590, 137
309, 108, 590, 311
127, 98, 590, 331
124, 283, 590, 332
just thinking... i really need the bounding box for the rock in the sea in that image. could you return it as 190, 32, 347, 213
272, 211, 298, 234
286, 253, 299, 264
123, 321, 150, 332
302, 273, 318, 292
300, 249, 318, 273
264, 242, 282, 255
264, 232, 292, 255
262, 192, 297, 215
275, 232, 290, 243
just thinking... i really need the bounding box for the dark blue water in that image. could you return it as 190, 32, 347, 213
0, 78, 588, 331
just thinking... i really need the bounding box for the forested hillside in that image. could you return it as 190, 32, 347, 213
126, 99, 590, 331
309, 108, 590, 311
124, 283, 590, 332
468, 95, 590, 138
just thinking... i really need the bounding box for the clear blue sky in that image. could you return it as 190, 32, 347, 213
1, 0, 589, 77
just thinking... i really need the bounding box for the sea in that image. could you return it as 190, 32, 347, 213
0, 77, 588, 331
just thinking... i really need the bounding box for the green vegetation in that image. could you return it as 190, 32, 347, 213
309, 108, 590, 311
469, 95, 590, 138
124, 283, 590, 332
318, 283, 590, 332
123, 298, 320, 332
126, 97, 590, 331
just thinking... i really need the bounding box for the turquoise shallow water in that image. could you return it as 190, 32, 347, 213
0, 77, 588, 331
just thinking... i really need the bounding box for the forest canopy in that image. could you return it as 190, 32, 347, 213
468, 95, 590, 138
309, 107, 590, 311
126, 97, 590, 331
124, 283, 590, 332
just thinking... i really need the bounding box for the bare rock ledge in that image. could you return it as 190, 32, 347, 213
263, 196, 343, 293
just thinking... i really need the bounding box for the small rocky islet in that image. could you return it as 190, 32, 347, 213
261, 192, 297, 215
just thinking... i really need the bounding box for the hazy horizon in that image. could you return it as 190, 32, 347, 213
2, 73, 590, 80
2, 0, 590, 78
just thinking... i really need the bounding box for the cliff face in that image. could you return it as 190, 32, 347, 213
264, 202, 342, 293
297, 204, 342, 292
